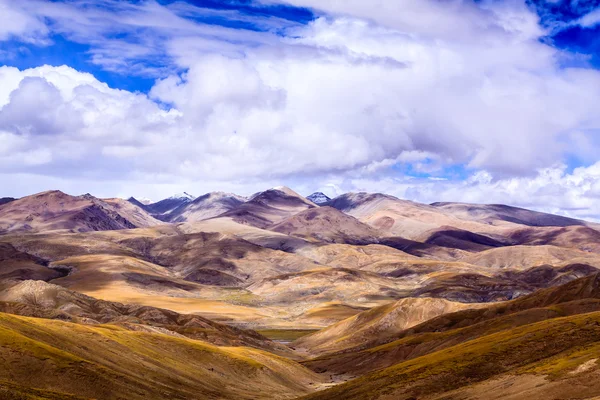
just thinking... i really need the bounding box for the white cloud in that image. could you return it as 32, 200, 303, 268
577, 8, 600, 27
0, 0, 48, 43
1, 0, 600, 219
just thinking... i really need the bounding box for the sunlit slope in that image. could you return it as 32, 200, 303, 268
0, 313, 323, 400
302, 273, 600, 377
293, 297, 477, 356
301, 311, 600, 400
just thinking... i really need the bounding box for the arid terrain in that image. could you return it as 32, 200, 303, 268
2, 187, 600, 399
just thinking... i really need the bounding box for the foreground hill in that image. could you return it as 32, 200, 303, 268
0, 312, 323, 400
303, 273, 600, 374
303, 311, 600, 400
302, 274, 600, 399
0, 191, 161, 234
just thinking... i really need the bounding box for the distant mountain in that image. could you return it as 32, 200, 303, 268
164, 192, 247, 223
132, 192, 196, 220
0, 191, 161, 234
0, 197, 15, 206
218, 186, 317, 229
127, 196, 149, 211
431, 202, 587, 228
306, 192, 331, 205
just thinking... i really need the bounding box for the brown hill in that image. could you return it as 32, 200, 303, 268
0, 243, 63, 283
510, 225, 600, 253
463, 244, 600, 270
269, 206, 381, 244
0, 191, 160, 234
292, 297, 476, 356
422, 226, 510, 252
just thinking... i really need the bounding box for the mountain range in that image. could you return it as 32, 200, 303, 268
2, 186, 600, 399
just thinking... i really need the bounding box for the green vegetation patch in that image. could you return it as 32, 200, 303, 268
257, 329, 319, 341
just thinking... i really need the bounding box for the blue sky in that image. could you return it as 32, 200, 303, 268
2, 0, 600, 218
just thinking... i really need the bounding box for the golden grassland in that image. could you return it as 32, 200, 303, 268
0, 312, 324, 400
302, 311, 600, 400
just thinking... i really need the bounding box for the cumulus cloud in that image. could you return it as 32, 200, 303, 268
1, 0, 600, 219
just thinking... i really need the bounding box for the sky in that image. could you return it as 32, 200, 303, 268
2, 0, 600, 219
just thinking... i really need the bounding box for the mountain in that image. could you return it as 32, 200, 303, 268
327, 192, 508, 240
4, 186, 600, 399
217, 186, 317, 229
0, 191, 160, 234
307, 192, 331, 205
138, 192, 196, 220
164, 192, 247, 223
431, 201, 587, 227
127, 196, 149, 210
268, 206, 381, 244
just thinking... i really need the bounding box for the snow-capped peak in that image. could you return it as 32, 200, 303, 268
169, 192, 195, 201
307, 192, 331, 205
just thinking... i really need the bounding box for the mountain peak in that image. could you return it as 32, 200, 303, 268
169, 192, 195, 201
307, 192, 331, 205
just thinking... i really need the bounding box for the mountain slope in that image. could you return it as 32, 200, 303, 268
302, 273, 600, 378
302, 311, 600, 400
293, 297, 477, 356
0, 312, 323, 400
268, 206, 381, 244
0, 279, 292, 355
